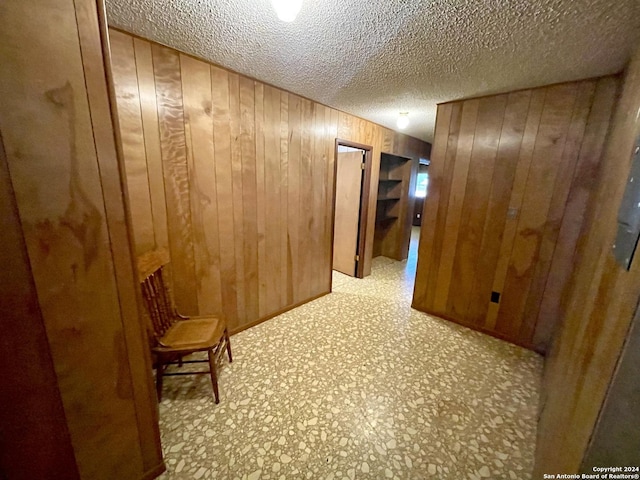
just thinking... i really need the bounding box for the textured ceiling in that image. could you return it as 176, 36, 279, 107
106, 0, 640, 142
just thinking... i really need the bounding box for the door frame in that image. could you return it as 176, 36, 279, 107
330, 139, 373, 281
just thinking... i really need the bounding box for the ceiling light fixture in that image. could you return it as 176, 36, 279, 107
397, 112, 410, 130
271, 0, 303, 22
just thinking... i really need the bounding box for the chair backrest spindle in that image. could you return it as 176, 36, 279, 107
137, 248, 176, 341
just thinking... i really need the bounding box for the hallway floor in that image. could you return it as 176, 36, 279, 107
157, 230, 543, 479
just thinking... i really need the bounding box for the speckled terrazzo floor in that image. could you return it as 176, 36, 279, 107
157, 229, 543, 480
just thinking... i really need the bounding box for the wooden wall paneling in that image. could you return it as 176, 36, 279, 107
312, 104, 326, 294
413, 77, 616, 352
318, 107, 336, 284
495, 83, 579, 341
581, 297, 640, 470
447, 95, 507, 321
323, 107, 337, 288
299, 98, 313, 302
432, 100, 480, 313
413, 104, 453, 308
337, 112, 348, 139
210, 65, 239, 327
424, 105, 462, 308
79, 4, 164, 473
180, 54, 223, 316
280, 92, 291, 305
393, 131, 408, 156
255, 82, 268, 317
485, 89, 546, 331
362, 125, 382, 276
0, 131, 80, 480
264, 85, 282, 315
109, 30, 431, 332
109, 31, 155, 254
133, 38, 169, 253
228, 73, 247, 324
518, 81, 596, 345
287, 94, 302, 303
0, 1, 167, 477
466, 90, 532, 326
240, 76, 259, 321
534, 77, 619, 349
535, 55, 636, 473
152, 44, 199, 314
382, 128, 394, 153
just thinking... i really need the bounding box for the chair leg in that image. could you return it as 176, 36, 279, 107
155, 361, 164, 402
225, 328, 233, 363
207, 349, 220, 404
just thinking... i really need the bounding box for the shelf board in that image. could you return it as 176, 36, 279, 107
378, 178, 402, 183
376, 215, 399, 223
377, 197, 401, 202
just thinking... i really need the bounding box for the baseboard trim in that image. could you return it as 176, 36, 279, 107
141, 462, 166, 480
410, 303, 544, 355
230, 291, 331, 336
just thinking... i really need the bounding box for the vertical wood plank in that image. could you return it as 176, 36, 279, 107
324, 107, 338, 288
288, 94, 301, 302
413, 103, 453, 308
327, 108, 340, 285
496, 83, 579, 340
280, 92, 290, 305
77, 6, 164, 473
133, 38, 169, 253
299, 98, 313, 301
264, 85, 281, 315
534, 77, 618, 350
109, 31, 155, 254
425, 104, 463, 308
240, 77, 258, 323
519, 81, 596, 345
255, 82, 268, 317
0, 5, 155, 477
432, 99, 480, 313
312, 104, 325, 294
180, 54, 222, 315
210, 65, 238, 326
152, 44, 198, 314
0, 131, 80, 479
447, 95, 507, 320
534, 59, 632, 474
485, 89, 546, 330
466, 90, 532, 325
229, 73, 246, 325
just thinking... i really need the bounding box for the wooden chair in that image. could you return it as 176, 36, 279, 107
137, 248, 232, 403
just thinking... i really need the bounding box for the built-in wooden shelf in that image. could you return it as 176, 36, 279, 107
374, 152, 414, 259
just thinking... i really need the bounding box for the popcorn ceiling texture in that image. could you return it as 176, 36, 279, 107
106, 0, 639, 142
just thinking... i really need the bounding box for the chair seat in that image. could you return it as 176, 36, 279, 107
156, 317, 224, 350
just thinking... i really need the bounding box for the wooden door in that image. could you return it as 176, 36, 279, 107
333, 151, 363, 276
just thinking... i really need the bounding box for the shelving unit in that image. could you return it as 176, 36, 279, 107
373, 153, 416, 260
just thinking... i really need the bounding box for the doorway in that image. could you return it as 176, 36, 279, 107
331, 140, 373, 278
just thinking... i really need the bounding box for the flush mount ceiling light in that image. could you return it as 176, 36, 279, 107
271, 0, 303, 22
397, 112, 410, 130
